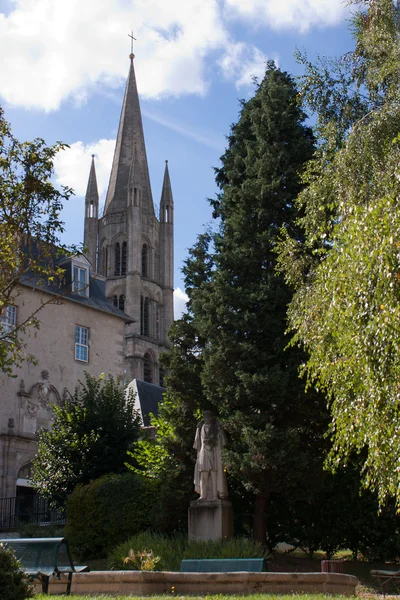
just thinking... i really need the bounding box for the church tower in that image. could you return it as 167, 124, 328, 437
83, 52, 174, 386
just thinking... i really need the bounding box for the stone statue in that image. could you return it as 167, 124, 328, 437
193, 410, 228, 501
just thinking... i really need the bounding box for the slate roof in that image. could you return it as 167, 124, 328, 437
133, 379, 165, 427
20, 254, 133, 323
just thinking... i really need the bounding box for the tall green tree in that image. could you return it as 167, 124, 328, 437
134, 63, 327, 543
190, 62, 326, 542
32, 374, 141, 508
0, 107, 74, 375
276, 0, 400, 505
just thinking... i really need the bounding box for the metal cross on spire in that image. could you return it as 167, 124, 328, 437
128, 30, 136, 56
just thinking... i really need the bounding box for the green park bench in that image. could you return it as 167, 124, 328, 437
371, 568, 400, 595
180, 558, 267, 572
0, 536, 89, 594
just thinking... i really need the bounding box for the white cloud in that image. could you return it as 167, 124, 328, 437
0, 0, 227, 110
219, 42, 270, 89
53, 139, 115, 199
0, 0, 347, 111
174, 287, 188, 320
224, 0, 348, 32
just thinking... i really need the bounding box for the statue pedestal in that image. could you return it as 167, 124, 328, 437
188, 499, 233, 541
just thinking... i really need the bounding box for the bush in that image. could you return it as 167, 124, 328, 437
183, 537, 267, 560
0, 543, 34, 600
18, 523, 65, 539
65, 472, 160, 559
108, 533, 267, 572
108, 532, 186, 572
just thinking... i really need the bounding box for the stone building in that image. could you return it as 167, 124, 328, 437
0, 53, 174, 512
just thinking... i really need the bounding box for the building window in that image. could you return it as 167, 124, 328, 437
113, 295, 125, 312
114, 241, 127, 276
142, 244, 148, 277
75, 325, 89, 362
0, 305, 16, 336
143, 352, 153, 383
140, 296, 149, 337
101, 246, 107, 276
121, 241, 127, 276
72, 264, 89, 297
114, 242, 121, 276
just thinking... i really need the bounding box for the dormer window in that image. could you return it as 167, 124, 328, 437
72, 263, 89, 297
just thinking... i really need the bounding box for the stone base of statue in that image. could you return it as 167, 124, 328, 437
188, 499, 233, 541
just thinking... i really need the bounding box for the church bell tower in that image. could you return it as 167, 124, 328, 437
83, 51, 174, 386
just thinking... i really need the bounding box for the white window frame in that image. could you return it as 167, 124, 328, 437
75, 325, 89, 362
72, 262, 89, 297
0, 305, 16, 336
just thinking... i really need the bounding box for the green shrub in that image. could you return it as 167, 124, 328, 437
108, 533, 267, 572
183, 537, 267, 560
0, 543, 34, 600
65, 472, 160, 560
18, 523, 65, 539
108, 532, 186, 572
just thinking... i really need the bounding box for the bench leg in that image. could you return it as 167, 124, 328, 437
66, 572, 73, 595
40, 574, 49, 594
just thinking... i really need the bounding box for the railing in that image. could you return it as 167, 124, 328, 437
0, 495, 65, 530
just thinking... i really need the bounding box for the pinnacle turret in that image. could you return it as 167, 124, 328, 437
84, 155, 99, 271
85, 155, 99, 203
160, 160, 173, 224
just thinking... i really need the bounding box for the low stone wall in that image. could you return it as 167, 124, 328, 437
34, 570, 358, 596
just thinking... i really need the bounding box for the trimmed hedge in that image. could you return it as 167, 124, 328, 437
108, 532, 268, 572
65, 472, 159, 559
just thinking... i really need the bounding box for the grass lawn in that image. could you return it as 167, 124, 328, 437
35, 594, 354, 600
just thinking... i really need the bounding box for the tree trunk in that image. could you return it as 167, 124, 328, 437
252, 492, 270, 543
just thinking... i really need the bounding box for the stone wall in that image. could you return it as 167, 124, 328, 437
36, 570, 359, 596
0, 285, 126, 498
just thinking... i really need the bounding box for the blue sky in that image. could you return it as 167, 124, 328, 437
0, 0, 355, 317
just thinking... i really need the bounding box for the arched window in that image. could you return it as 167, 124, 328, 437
114, 242, 121, 276
143, 352, 153, 383
121, 241, 127, 276
102, 246, 107, 276
140, 296, 150, 336
113, 295, 125, 312
114, 241, 127, 277
18, 463, 33, 480
142, 244, 148, 277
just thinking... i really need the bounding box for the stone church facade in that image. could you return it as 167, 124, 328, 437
0, 53, 174, 506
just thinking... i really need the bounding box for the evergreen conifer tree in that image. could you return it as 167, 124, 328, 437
188, 62, 327, 541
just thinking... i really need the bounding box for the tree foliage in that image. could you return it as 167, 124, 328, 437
136, 63, 329, 543
191, 62, 329, 543
276, 0, 400, 504
0, 106, 74, 375
32, 373, 141, 508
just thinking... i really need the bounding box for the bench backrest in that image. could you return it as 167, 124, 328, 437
180, 558, 267, 572
0, 537, 67, 575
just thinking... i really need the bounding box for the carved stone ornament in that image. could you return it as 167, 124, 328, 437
19, 370, 61, 416
38, 370, 51, 408
26, 399, 40, 417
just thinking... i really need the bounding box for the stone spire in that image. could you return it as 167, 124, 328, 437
159, 159, 174, 334
84, 155, 99, 270
160, 160, 173, 222
85, 154, 99, 202
104, 55, 153, 215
